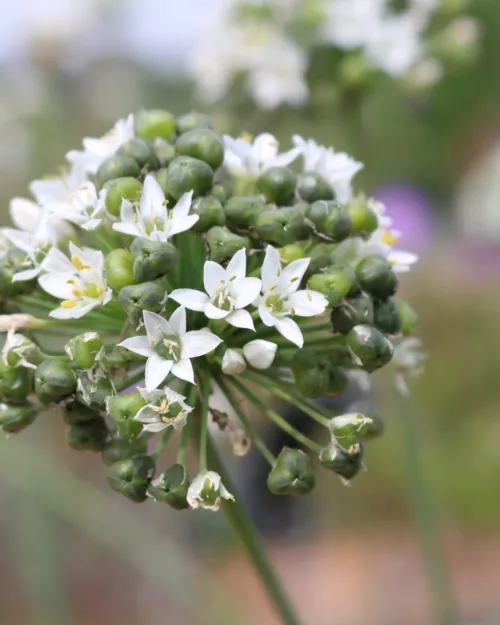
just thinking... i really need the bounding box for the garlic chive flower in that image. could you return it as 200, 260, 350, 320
44, 181, 107, 231
223, 133, 300, 177
135, 386, 193, 432
187, 471, 234, 511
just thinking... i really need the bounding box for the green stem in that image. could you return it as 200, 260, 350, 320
198, 370, 211, 471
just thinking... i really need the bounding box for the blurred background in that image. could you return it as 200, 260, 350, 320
1, 1, 500, 624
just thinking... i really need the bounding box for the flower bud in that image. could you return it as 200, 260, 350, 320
65, 332, 104, 369
243, 340, 277, 370
222, 349, 247, 375
107, 454, 156, 502
104, 177, 142, 217
34, 360, 77, 404
130, 238, 178, 282
346, 324, 394, 371
155, 167, 169, 195
206, 226, 251, 264
191, 196, 225, 232
355, 255, 398, 299
0, 359, 33, 401
147, 463, 190, 510
267, 447, 315, 495
292, 364, 330, 398
319, 441, 364, 482
187, 470, 234, 511
135, 109, 176, 141
211, 181, 233, 204
101, 437, 148, 466
104, 249, 136, 291
106, 392, 146, 440
307, 201, 352, 241
117, 137, 158, 170
175, 128, 224, 170
308, 265, 356, 306
257, 166, 297, 205
3, 334, 42, 369
0, 248, 36, 295
327, 367, 349, 396
330, 293, 374, 334
329, 413, 373, 448
62, 400, 98, 425
77, 375, 114, 410
373, 298, 402, 335
254, 207, 309, 246
176, 111, 213, 134
394, 298, 418, 336
224, 195, 266, 229
347, 400, 385, 439
279, 243, 306, 264
347, 195, 378, 237
154, 139, 176, 167
96, 155, 141, 190
66, 416, 108, 452
118, 281, 167, 326
166, 155, 213, 200
0, 401, 38, 433
297, 172, 334, 203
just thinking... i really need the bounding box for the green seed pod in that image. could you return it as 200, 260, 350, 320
130, 238, 178, 282
0, 248, 37, 296
347, 195, 378, 237
166, 156, 213, 200
102, 437, 148, 466
34, 360, 77, 405
254, 207, 309, 246
104, 177, 143, 217
0, 360, 32, 401
106, 392, 146, 440
175, 128, 224, 170
329, 413, 373, 449
279, 243, 306, 264
257, 166, 297, 205
5, 335, 42, 368
107, 454, 156, 502
154, 139, 176, 168
118, 281, 166, 326
224, 195, 266, 229
373, 298, 402, 335
292, 364, 330, 398
96, 155, 141, 190
319, 441, 364, 482
346, 324, 394, 371
347, 400, 385, 439
147, 463, 190, 510
176, 111, 213, 134
66, 417, 108, 452
273, 346, 300, 367
327, 367, 349, 396
191, 196, 225, 232
330, 292, 374, 334
211, 181, 233, 204
62, 400, 99, 425
307, 201, 352, 241
0, 401, 38, 433
308, 265, 356, 306
65, 332, 104, 369
297, 172, 334, 202
135, 109, 176, 141
104, 249, 136, 291
267, 447, 316, 495
155, 168, 169, 195
206, 226, 251, 264
117, 137, 159, 170
355, 255, 398, 299
394, 298, 418, 336
77, 375, 114, 410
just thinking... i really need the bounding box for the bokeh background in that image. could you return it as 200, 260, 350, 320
1, 1, 500, 624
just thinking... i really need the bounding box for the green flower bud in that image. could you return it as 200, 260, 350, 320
297, 172, 334, 203
327, 367, 349, 396
308, 265, 356, 306
191, 196, 225, 232
96, 156, 141, 190
279, 243, 306, 264
225, 195, 266, 229
154, 139, 176, 168
101, 437, 148, 466
155, 167, 169, 195
347, 400, 385, 439
0, 360, 33, 401
319, 441, 364, 482
307, 201, 351, 241
394, 298, 418, 336
176, 111, 213, 134
373, 298, 402, 335
130, 238, 178, 282
107, 454, 156, 502
267, 447, 316, 495
117, 137, 158, 170
65, 332, 104, 369
147, 463, 190, 509
35, 360, 76, 405
355, 255, 398, 299
346, 325, 394, 371
273, 346, 300, 366
0, 248, 37, 296
329, 413, 373, 448
304, 253, 334, 280
175, 129, 224, 170
104, 249, 136, 291
118, 281, 166, 326
206, 226, 251, 264
106, 392, 146, 440
4, 335, 42, 368
135, 109, 176, 141
104, 177, 142, 217
330, 292, 374, 334
254, 207, 309, 246
62, 400, 98, 425
211, 181, 233, 204
292, 364, 330, 398
257, 166, 297, 205
166, 155, 213, 200
77, 375, 114, 410
0, 401, 38, 433
347, 195, 378, 237
66, 417, 108, 452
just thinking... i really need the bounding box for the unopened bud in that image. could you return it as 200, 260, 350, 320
222, 348, 246, 375
104, 249, 136, 291
101, 437, 148, 466
319, 440, 364, 483
106, 392, 146, 440
117, 137, 158, 170
96, 155, 141, 190
34, 360, 77, 405
65, 332, 104, 370
267, 447, 316, 495
135, 109, 176, 141
257, 166, 297, 205
175, 128, 224, 170
119, 281, 167, 326
0, 401, 38, 433
107, 454, 156, 502
147, 463, 190, 510
66, 416, 109, 452
297, 172, 334, 203
243, 339, 277, 370
346, 325, 394, 372
131, 238, 178, 282
167, 155, 213, 200
224, 195, 266, 229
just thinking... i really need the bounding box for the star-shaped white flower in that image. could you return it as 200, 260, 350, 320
257, 246, 327, 348
359, 222, 419, 273
223, 132, 300, 177
135, 386, 193, 432
118, 308, 222, 390
187, 471, 234, 511
113, 174, 197, 241
1, 225, 53, 282
44, 181, 107, 231
170, 248, 261, 330
38, 243, 112, 319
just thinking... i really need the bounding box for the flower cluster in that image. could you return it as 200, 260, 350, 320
0, 108, 423, 511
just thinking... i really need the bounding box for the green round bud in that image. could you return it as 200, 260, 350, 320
96, 156, 141, 190
118, 281, 166, 326
135, 109, 176, 141
66, 417, 108, 452
254, 207, 309, 246
329, 413, 373, 448
225, 195, 266, 228
176, 111, 213, 134
155, 168, 169, 195
117, 137, 158, 170
292, 364, 330, 398
147, 463, 190, 509
373, 298, 402, 335
211, 181, 233, 204
107, 392, 146, 440
107, 454, 156, 502
347, 400, 385, 439
308, 265, 356, 306
394, 298, 418, 336
0, 248, 37, 296
102, 437, 148, 466
166, 156, 213, 200
5, 336, 42, 368
34, 360, 76, 405
304, 254, 334, 280
77, 375, 114, 410
62, 400, 98, 425
206, 226, 251, 264
307, 201, 352, 241
330, 293, 374, 334
175, 129, 224, 170
297, 172, 334, 202
191, 196, 225, 232
104, 249, 136, 291
279, 243, 306, 264
273, 346, 300, 367
154, 139, 176, 168
130, 238, 178, 282
347, 195, 378, 237
65, 332, 103, 369
327, 367, 349, 396
104, 177, 142, 217
319, 441, 364, 482
257, 167, 297, 205
0, 401, 38, 433
0, 360, 33, 402
267, 447, 316, 495
355, 255, 398, 299
346, 325, 394, 371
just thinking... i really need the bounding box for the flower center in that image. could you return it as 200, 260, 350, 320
380, 230, 399, 246
154, 334, 182, 362
214, 284, 235, 312
200, 478, 220, 506
265, 294, 284, 314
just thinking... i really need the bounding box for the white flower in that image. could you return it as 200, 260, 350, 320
66, 114, 135, 175
135, 386, 193, 432
30, 161, 88, 206
1, 226, 52, 282
113, 175, 197, 241
257, 246, 327, 348
44, 181, 107, 231
242, 339, 277, 370
223, 133, 300, 177
2, 332, 40, 370
322, 0, 384, 50
187, 470, 234, 511
358, 217, 419, 273
170, 248, 261, 330
388, 250, 419, 273
222, 349, 247, 376
118, 307, 222, 390
38, 243, 112, 319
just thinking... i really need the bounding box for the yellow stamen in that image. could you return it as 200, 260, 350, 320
381, 231, 399, 246
71, 288, 84, 298
240, 131, 253, 143
61, 300, 77, 309
71, 256, 91, 271
66, 279, 75, 285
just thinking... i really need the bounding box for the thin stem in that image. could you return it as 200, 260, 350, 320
198, 370, 211, 472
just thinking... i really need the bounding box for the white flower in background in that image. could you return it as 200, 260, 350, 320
257, 246, 327, 347
387, 250, 419, 273
322, 0, 384, 49
30, 161, 88, 206
187, 470, 234, 511
243, 339, 277, 369
393, 337, 426, 395
170, 248, 261, 330
135, 386, 193, 432
118, 308, 222, 390
223, 133, 300, 177
222, 349, 247, 375
44, 181, 106, 231
1, 226, 52, 282
113, 175, 197, 241
38, 243, 112, 319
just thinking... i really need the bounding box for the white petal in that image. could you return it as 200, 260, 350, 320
167, 213, 199, 237
145, 354, 173, 390
2, 229, 36, 254
171, 358, 195, 384
261, 245, 281, 290
271, 147, 301, 168
225, 248, 246, 280
253, 133, 279, 166
40, 248, 74, 273
204, 302, 228, 320
181, 330, 222, 359
141, 174, 166, 222
142, 422, 168, 433
169, 306, 187, 336
112, 222, 143, 238
118, 336, 153, 358
281, 258, 310, 293
226, 309, 255, 330
243, 340, 277, 370
222, 349, 246, 375
49, 304, 89, 320
275, 317, 303, 347
143, 311, 173, 343
169, 289, 208, 312
12, 267, 41, 282
10, 198, 40, 233
203, 261, 226, 297
39, 273, 74, 299
81, 218, 102, 231
287, 290, 327, 317
171, 190, 194, 221
231, 277, 262, 309
258, 304, 277, 327
119, 198, 136, 222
